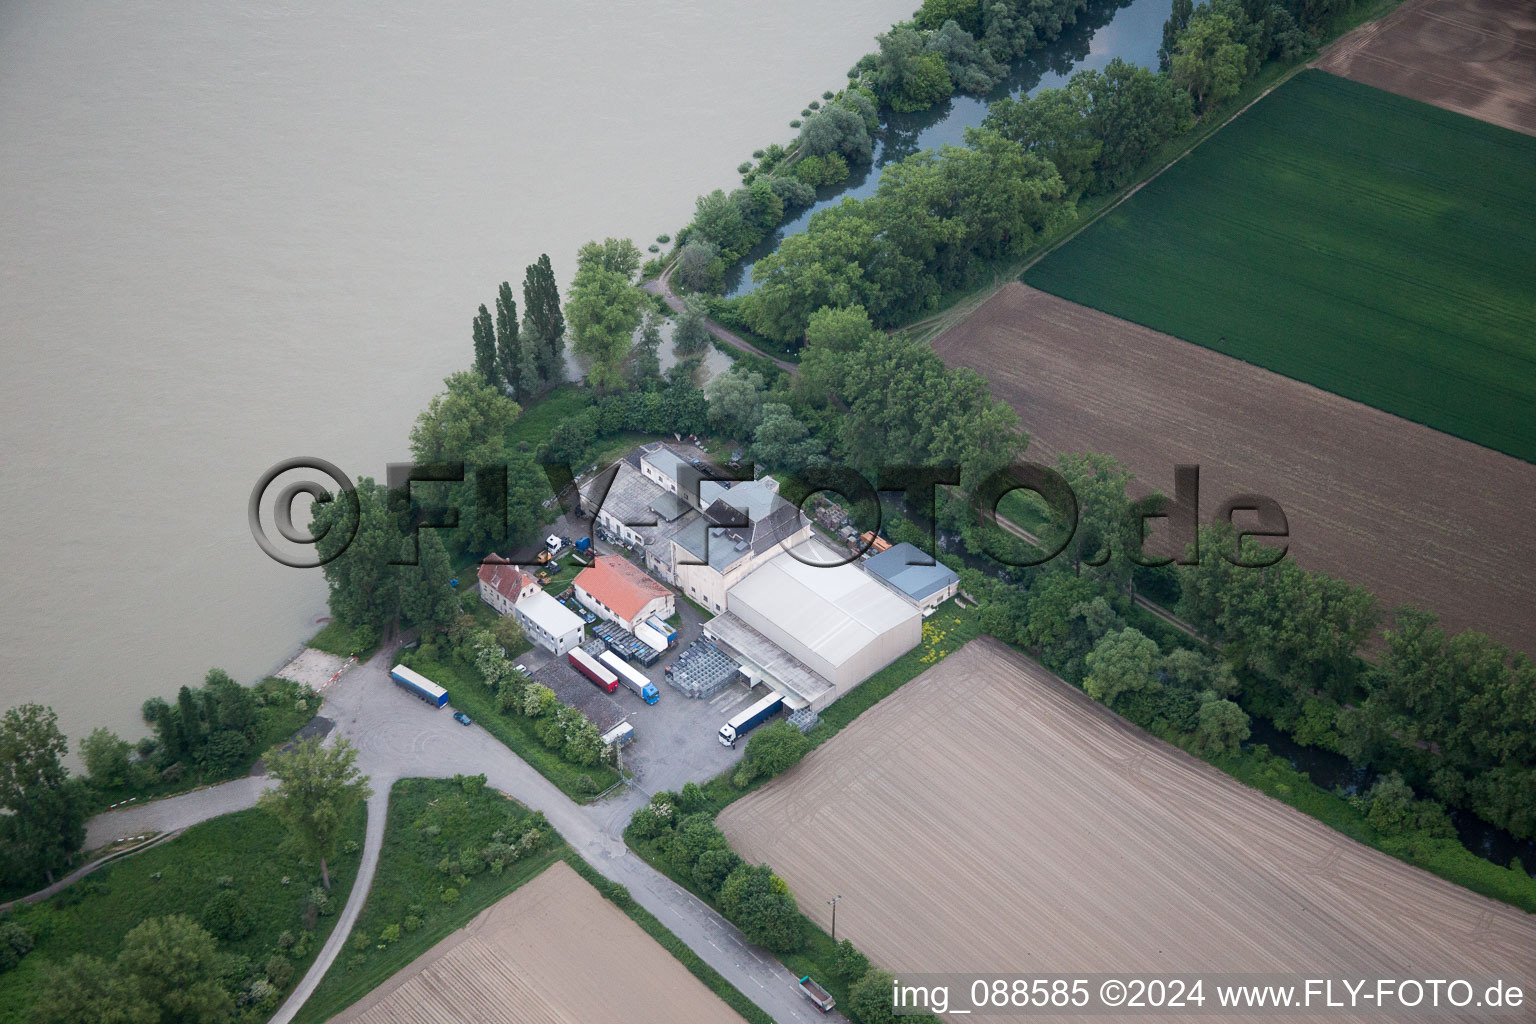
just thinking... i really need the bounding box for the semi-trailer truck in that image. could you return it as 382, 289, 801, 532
598, 650, 660, 704
568, 648, 619, 693
390, 665, 449, 708
718, 691, 784, 746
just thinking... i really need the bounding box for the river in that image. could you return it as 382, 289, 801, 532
727, 0, 1173, 294
0, 0, 921, 751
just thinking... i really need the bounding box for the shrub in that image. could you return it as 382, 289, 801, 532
276, 929, 297, 951
793, 152, 849, 186
576, 773, 598, 795
717, 864, 801, 952
403, 915, 423, 933
0, 922, 34, 973
441, 887, 460, 905
835, 938, 869, 980
379, 923, 402, 944
822, 90, 835, 100
628, 805, 667, 840
789, 119, 802, 128
201, 889, 254, 940
265, 954, 294, 989
737, 720, 811, 785
808, 100, 821, 110
350, 929, 370, 952
657, 233, 671, 244
244, 978, 278, 1008
691, 847, 742, 897
737, 161, 752, 175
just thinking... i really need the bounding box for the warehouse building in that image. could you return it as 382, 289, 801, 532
703, 537, 920, 711
862, 542, 961, 612
574, 554, 676, 632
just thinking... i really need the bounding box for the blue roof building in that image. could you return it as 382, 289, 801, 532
861, 542, 960, 612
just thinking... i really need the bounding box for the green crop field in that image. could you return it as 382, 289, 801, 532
1023, 70, 1536, 463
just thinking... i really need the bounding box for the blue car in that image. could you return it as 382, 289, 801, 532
452, 711, 472, 726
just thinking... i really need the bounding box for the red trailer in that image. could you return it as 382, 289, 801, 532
568, 648, 619, 693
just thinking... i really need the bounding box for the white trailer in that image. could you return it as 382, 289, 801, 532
598, 650, 660, 704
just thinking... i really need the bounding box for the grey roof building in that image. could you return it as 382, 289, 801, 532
862, 542, 961, 612
704, 536, 921, 710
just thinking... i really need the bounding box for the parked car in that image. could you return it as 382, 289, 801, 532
514, 664, 528, 674
452, 711, 472, 726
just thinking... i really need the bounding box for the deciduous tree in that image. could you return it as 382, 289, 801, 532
259, 736, 371, 888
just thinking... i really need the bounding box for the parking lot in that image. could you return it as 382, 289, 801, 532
512, 538, 761, 795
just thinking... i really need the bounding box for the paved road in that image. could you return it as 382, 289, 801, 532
84, 775, 273, 849
83, 642, 842, 1023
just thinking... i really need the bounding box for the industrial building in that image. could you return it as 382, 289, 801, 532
577, 441, 812, 613
861, 541, 961, 612
703, 537, 921, 712
574, 554, 675, 632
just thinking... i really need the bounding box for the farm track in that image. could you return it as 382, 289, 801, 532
719, 639, 1536, 1023
932, 283, 1536, 657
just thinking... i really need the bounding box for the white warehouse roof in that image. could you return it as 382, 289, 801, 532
724, 537, 920, 697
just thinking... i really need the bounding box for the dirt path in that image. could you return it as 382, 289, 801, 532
86, 643, 845, 1024
642, 261, 798, 373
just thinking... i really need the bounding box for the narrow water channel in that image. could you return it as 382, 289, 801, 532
725, 0, 1175, 295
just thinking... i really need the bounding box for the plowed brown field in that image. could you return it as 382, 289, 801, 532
1317, 0, 1536, 135
718, 640, 1536, 1022
333, 861, 745, 1024
931, 284, 1536, 656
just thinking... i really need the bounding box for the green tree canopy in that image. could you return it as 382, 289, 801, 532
259, 736, 371, 888
0, 704, 88, 886
1083, 627, 1160, 706
566, 238, 644, 392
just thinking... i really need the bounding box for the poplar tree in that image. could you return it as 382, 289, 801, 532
522, 254, 565, 381
494, 281, 521, 399
472, 304, 497, 386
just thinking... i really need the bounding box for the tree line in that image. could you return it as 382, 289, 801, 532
657, 0, 1364, 348
934, 456, 1535, 847
470, 254, 565, 403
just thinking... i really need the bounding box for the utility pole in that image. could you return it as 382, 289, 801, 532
827, 894, 843, 943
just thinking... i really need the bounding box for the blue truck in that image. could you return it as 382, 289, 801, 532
390, 664, 448, 708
